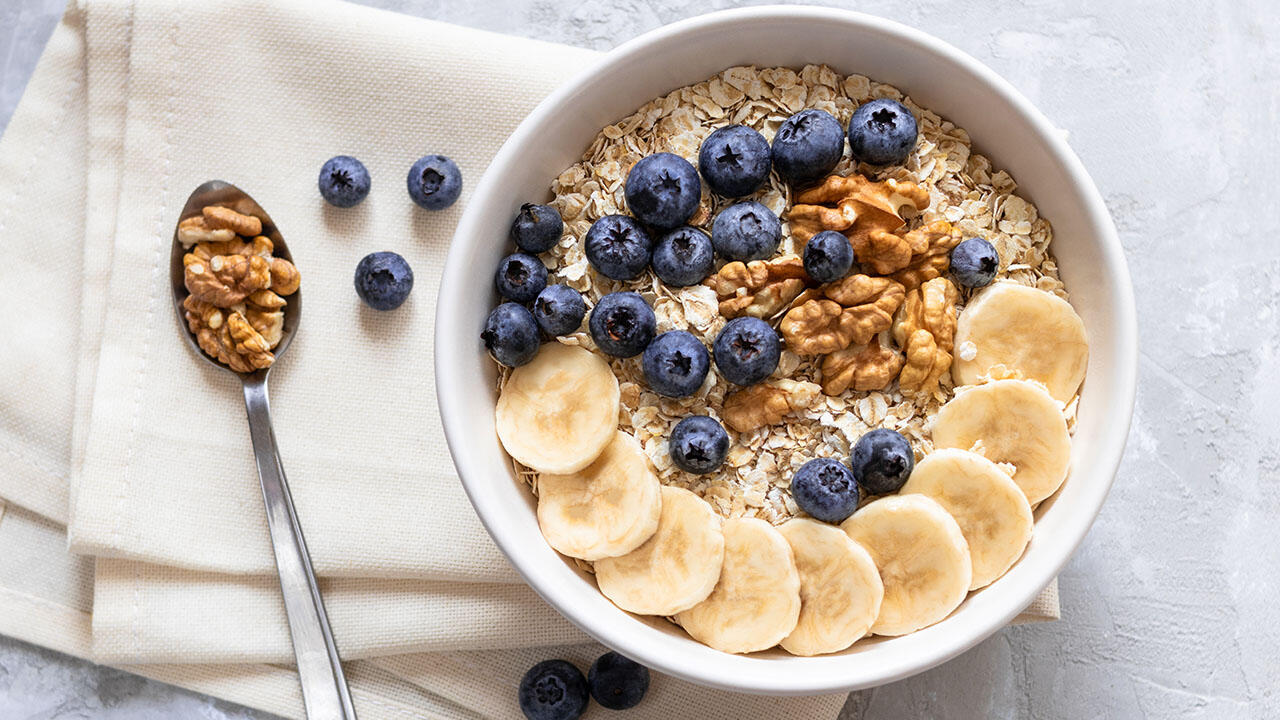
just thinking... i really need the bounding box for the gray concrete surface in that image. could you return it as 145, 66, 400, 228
2, 0, 1278, 718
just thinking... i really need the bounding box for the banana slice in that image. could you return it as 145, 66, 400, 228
932, 379, 1071, 505
676, 517, 801, 654
953, 282, 1088, 402
595, 486, 725, 616
841, 495, 971, 636
536, 431, 661, 561
496, 343, 620, 474
900, 449, 1034, 590
777, 518, 883, 656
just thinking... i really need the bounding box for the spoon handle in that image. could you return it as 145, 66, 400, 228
243, 376, 358, 720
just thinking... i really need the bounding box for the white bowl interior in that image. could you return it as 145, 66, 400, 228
437, 7, 1136, 695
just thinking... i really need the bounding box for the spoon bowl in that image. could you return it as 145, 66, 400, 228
169, 180, 302, 376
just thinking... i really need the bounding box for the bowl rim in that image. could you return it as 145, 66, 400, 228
436, 5, 1137, 695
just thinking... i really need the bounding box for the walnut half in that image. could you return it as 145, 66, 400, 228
202, 205, 263, 237
176, 215, 235, 248
183, 252, 271, 307
706, 255, 809, 320
888, 220, 961, 290
893, 276, 959, 395
722, 379, 822, 433
819, 336, 905, 396
780, 274, 905, 355
183, 296, 274, 372
777, 274, 907, 395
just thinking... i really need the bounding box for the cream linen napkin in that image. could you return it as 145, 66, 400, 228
62, 0, 596, 581
5, 0, 594, 663
0, 1, 1056, 714
0, 499, 851, 719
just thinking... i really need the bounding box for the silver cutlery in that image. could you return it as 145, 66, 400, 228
170, 180, 356, 720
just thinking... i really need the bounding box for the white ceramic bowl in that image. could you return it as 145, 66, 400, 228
436, 6, 1136, 695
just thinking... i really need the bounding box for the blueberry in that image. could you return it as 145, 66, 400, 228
518, 659, 588, 720
624, 152, 701, 229
713, 316, 780, 386
771, 109, 845, 186
510, 203, 564, 253
584, 215, 654, 280
406, 154, 462, 210
651, 226, 714, 286
669, 415, 729, 475
589, 292, 656, 358
642, 330, 710, 398
482, 303, 541, 367
711, 201, 782, 261
847, 98, 918, 166
850, 428, 915, 495
587, 652, 650, 711
494, 253, 548, 303
533, 284, 586, 337
790, 458, 860, 524
318, 155, 370, 208
803, 230, 856, 283
353, 251, 414, 311
698, 124, 772, 197
949, 237, 999, 288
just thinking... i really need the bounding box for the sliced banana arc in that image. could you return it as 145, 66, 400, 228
900, 449, 1034, 590
952, 282, 1088, 402
932, 379, 1071, 505
676, 517, 801, 654
595, 486, 725, 616
777, 518, 884, 656
536, 431, 661, 561
841, 494, 971, 637
496, 343, 620, 475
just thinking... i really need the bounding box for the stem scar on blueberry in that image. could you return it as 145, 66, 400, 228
420, 168, 443, 194
505, 263, 528, 283
870, 108, 897, 129
329, 170, 352, 188
785, 114, 811, 136
732, 336, 760, 359
717, 145, 743, 168
534, 678, 564, 704
819, 465, 849, 492
607, 309, 637, 340
658, 171, 681, 192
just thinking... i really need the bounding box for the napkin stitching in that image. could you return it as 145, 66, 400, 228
120, 6, 182, 654
0, 60, 83, 503
0, 65, 80, 239
0, 584, 87, 614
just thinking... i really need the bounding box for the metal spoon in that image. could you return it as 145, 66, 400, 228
171, 180, 356, 720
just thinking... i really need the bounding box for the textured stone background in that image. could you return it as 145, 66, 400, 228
2, 0, 1278, 718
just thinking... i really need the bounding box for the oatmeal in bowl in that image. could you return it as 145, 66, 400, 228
483, 63, 1088, 655
437, 6, 1134, 695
